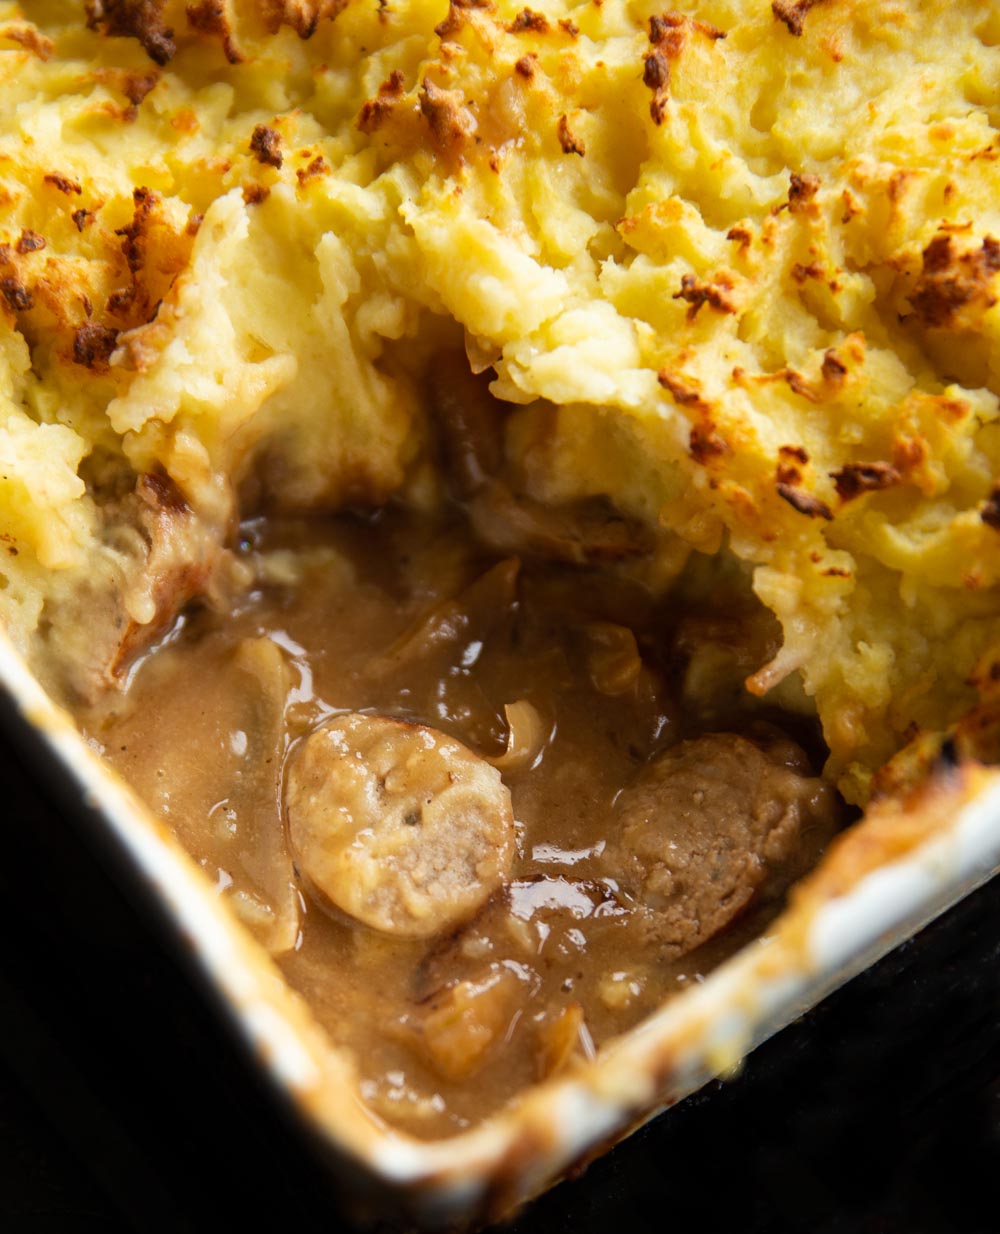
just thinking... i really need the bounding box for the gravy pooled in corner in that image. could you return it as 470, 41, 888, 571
84, 507, 840, 1136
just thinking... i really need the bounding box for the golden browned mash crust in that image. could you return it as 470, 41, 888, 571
2, 0, 1000, 801
771, 0, 823, 39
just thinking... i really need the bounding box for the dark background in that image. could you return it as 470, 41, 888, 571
2, 730, 999, 1234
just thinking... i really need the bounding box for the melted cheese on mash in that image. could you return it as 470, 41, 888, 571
2, 0, 1000, 799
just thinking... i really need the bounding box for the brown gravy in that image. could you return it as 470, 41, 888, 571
82, 507, 839, 1137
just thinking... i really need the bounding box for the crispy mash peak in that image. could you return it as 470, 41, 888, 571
2, 0, 1000, 797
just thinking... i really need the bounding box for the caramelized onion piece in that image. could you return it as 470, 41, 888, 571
535, 1002, 593, 1080
110, 634, 300, 954
225, 637, 300, 954
488, 700, 549, 772
429, 351, 505, 498
368, 557, 519, 678
404, 963, 528, 1082
583, 622, 643, 696
285, 714, 516, 938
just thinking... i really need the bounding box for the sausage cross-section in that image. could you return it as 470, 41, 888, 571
606, 732, 838, 957
284, 714, 516, 938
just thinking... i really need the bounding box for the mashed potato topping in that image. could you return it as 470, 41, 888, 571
2, 0, 1000, 799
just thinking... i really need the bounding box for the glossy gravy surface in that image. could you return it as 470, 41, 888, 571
84, 509, 836, 1137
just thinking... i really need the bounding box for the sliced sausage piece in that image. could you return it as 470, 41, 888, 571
37, 472, 222, 706
284, 714, 515, 938
606, 732, 838, 957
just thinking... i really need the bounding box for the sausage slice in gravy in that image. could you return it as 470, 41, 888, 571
606, 732, 838, 956
285, 713, 515, 938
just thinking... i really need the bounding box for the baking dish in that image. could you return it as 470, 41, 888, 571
4, 621, 1000, 1229
4, 0, 1000, 1223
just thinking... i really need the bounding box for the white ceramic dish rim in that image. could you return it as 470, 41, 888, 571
4, 625, 1000, 1227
